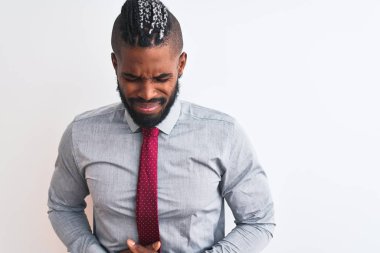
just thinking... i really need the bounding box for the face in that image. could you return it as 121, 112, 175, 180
112, 45, 187, 127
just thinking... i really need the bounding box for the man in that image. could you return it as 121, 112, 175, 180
48, 0, 275, 252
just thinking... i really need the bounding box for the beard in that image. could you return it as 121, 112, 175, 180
117, 79, 180, 128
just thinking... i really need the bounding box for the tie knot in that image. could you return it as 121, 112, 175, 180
141, 127, 159, 137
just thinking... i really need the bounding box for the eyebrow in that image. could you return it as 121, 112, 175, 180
122, 72, 173, 79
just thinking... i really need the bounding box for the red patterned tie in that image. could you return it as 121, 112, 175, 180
136, 127, 161, 249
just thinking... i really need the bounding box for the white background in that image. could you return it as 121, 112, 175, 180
1, 0, 379, 252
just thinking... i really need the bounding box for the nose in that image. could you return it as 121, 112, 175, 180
137, 80, 156, 101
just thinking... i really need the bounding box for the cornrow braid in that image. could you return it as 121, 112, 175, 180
120, 0, 170, 47
112, 0, 183, 55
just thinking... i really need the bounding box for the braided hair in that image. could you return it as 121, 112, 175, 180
111, 0, 183, 55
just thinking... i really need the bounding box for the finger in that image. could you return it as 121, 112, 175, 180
126, 239, 139, 253
146, 241, 161, 251
127, 239, 156, 253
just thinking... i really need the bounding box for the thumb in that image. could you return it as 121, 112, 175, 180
145, 241, 161, 251
127, 239, 157, 253
151, 241, 161, 251
126, 239, 138, 253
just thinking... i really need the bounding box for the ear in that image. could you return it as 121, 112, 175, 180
178, 52, 187, 78
111, 52, 118, 73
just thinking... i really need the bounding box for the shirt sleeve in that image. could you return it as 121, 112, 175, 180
47, 121, 107, 253
205, 121, 275, 253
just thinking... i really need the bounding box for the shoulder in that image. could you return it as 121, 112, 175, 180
179, 100, 250, 143
180, 100, 236, 126
67, 102, 126, 138
73, 102, 125, 123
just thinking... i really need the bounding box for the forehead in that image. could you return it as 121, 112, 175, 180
117, 45, 178, 69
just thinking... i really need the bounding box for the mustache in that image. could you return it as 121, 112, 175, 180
129, 97, 166, 105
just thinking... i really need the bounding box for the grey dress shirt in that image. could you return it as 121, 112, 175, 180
48, 99, 275, 253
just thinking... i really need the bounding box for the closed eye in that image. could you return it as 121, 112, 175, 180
121, 72, 173, 83
122, 73, 139, 82
154, 73, 173, 83
154, 77, 170, 83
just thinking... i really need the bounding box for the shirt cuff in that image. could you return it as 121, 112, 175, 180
87, 243, 108, 253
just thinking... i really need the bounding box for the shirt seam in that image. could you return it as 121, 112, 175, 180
70, 121, 85, 181
73, 105, 125, 123
182, 101, 235, 122
181, 111, 235, 125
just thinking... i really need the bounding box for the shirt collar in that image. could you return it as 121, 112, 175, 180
123, 98, 181, 135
